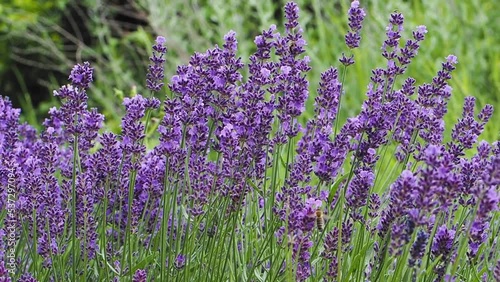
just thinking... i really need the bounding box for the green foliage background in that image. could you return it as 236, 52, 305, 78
1, 0, 499, 141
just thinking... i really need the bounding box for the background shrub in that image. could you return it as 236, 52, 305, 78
2, 0, 499, 141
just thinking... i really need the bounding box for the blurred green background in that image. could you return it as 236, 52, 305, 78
1, 0, 498, 141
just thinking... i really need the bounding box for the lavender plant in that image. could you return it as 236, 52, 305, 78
1, 1, 499, 281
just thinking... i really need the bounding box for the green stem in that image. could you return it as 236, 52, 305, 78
32, 210, 38, 277
160, 161, 172, 281
450, 202, 479, 277
127, 167, 137, 278
71, 134, 79, 282
101, 178, 110, 281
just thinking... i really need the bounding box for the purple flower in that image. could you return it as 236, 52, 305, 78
468, 221, 489, 258
315, 67, 341, 130
344, 32, 361, 49
409, 230, 428, 267
468, 187, 499, 257
37, 128, 66, 253
147, 36, 167, 92
96, 133, 122, 181
342, 219, 354, 246
339, 53, 355, 66
291, 233, 313, 281
368, 193, 380, 219
69, 61, 93, 89
274, 2, 311, 138
0, 2, 498, 281
443, 275, 456, 282
322, 227, 339, 259
432, 225, 455, 258
305, 198, 322, 211
483, 146, 500, 187
284, 67, 341, 187
175, 254, 186, 269
382, 12, 404, 60
451, 97, 493, 156
74, 174, 98, 260
494, 260, 500, 281
296, 261, 311, 281
406, 143, 462, 224
395, 25, 427, 74
476, 187, 499, 220
121, 95, 159, 156
346, 168, 375, 210
378, 170, 420, 241
51, 84, 87, 136
0, 97, 21, 209
156, 97, 183, 156
132, 269, 147, 282
478, 104, 493, 123
389, 222, 407, 255
284, 2, 300, 31
0, 261, 11, 281
51, 63, 99, 141
326, 257, 338, 279
345, 0, 366, 49
18, 274, 38, 282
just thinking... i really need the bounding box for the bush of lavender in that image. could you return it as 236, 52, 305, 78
1, 1, 499, 281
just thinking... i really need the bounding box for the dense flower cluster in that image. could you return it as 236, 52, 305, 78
0, 1, 498, 281
147, 36, 167, 92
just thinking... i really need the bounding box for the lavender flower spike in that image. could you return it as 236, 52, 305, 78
69, 61, 93, 89
132, 269, 147, 282
345, 0, 366, 49
175, 254, 186, 269
18, 274, 38, 282
432, 225, 455, 258
494, 260, 500, 281
409, 230, 428, 267
147, 36, 167, 92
